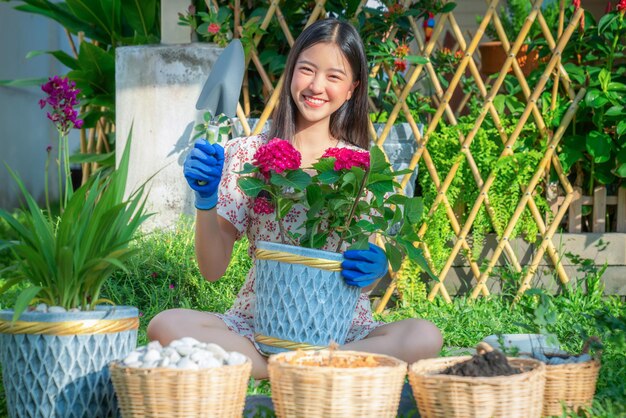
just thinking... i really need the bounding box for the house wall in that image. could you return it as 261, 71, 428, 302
0, 3, 68, 210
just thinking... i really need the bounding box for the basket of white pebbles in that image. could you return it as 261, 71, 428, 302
109, 337, 251, 418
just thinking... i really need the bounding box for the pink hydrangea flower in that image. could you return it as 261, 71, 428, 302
207, 23, 220, 34
322, 147, 370, 171
253, 196, 275, 215
253, 138, 302, 178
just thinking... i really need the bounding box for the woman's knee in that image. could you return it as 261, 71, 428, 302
146, 308, 186, 343
403, 318, 443, 358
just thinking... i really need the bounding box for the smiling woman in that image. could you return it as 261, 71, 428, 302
290, 42, 357, 140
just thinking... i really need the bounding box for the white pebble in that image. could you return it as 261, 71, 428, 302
141, 360, 158, 369
142, 349, 161, 363
177, 358, 199, 370
35, 303, 48, 313
179, 337, 201, 346
168, 339, 183, 348
176, 345, 194, 356
69, 308, 81, 313
227, 352, 248, 366
205, 343, 229, 359
147, 341, 162, 351
120, 338, 243, 370
198, 357, 222, 368
190, 350, 213, 363
48, 306, 67, 313
123, 352, 142, 365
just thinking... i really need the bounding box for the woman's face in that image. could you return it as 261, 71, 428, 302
290, 42, 357, 131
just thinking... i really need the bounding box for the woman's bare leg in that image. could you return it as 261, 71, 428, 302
342, 318, 443, 363
147, 309, 269, 379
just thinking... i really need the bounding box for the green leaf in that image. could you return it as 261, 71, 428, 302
617, 120, 626, 136
369, 146, 389, 174
12, 286, 43, 321
404, 197, 424, 224
440, 2, 457, 13
306, 184, 322, 207
598, 13, 619, 35
122, 0, 157, 38
586, 131, 612, 163
598, 68, 611, 92
585, 89, 609, 108
26, 50, 79, 70
277, 199, 294, 218
0, 77, 47, 87
317, 170, 339, 184
66, 0, 114, 44
605, 105, 625, 117
69, 151, 115, 164
270, 170, 312, 191
616, 148, 626, 177
405, 55, 429, 65
236, 177, 266, 197
384, 242, 403, 271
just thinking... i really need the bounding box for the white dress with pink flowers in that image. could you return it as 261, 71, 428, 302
213, 134, 382, 352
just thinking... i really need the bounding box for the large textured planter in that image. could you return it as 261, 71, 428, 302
0, 305, 139, 417
254, 241, 360, 355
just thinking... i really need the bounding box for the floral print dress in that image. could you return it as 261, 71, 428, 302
213, 134, 382, 352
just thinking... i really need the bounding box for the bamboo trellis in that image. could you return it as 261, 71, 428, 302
228, 0, 586, 305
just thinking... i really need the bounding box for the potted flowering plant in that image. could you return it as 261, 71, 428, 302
236, 138, 429, 354
0, 76, 150, 417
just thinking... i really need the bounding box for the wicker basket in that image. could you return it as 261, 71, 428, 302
408, 356, 546, 418
543, 359, 600, 416
109, 360, 252, 418
268, 350, 407, 417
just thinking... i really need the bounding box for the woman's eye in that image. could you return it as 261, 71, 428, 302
299, 66, 313, 73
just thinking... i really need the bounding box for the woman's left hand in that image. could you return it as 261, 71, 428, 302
341, 243, 388, 287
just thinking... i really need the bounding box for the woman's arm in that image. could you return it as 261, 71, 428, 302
194, 209, 239, 282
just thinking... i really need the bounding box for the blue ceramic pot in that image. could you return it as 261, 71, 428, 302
253, 241, 360, 355
0, 305, 138, 418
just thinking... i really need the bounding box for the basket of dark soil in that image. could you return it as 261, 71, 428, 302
268, 348, 407, 418
532, 338, 600, 416
408, 343, 546, 418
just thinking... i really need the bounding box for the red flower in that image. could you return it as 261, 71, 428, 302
253, 196, 275, 215
322, 148, 370, 171
617, 0, 626, 12
573, 0, 581, 10
605, 1, 612, 13
395, 43, 410, 59
253, 138, 302, 178
384, 3, 404, 18
207, 23, 220, 34
394, 59, 407, 72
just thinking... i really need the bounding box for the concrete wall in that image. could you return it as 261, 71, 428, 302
116, 43, 223, 231
0, 3, 68, 209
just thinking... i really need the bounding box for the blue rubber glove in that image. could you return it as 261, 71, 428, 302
341, 243, 388, 287
183, 139, 225, 210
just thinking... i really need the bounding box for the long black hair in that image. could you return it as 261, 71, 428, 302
268, 18, 370, 149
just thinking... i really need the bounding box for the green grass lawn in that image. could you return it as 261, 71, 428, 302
1, 218, 625, 417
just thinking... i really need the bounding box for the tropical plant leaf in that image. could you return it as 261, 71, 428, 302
12, 286, 43, 321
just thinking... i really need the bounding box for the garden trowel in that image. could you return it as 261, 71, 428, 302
195, 38, 245, 145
